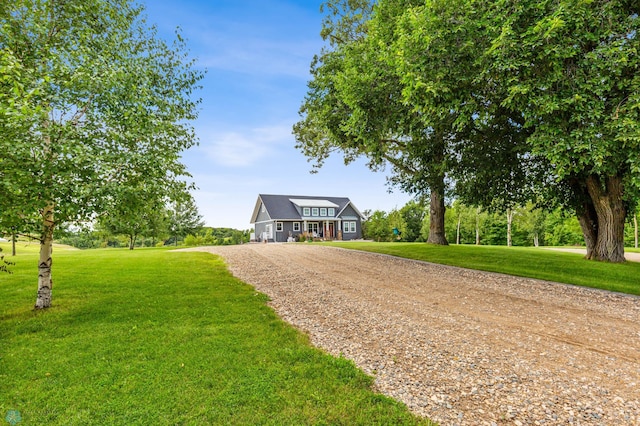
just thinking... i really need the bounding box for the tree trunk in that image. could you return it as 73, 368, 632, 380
533, 232, 539, 247
35, 203, 55, 309
634, 214, 638, 249
129, 234, 136, 250
456, 214, 461, 244
12, 231, 16, 256
585, 175, 626, 262
475, 207, 481, 245
576, 202, 598, 259
506, 209, 514, 247
427, 187, 448, 245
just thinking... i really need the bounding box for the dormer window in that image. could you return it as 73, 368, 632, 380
312, 208, 319, 216
328, 208, 335, 216
303, 207, 310, 216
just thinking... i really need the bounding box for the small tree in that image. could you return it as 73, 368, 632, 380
387, 209, 407, 241
399, 200, 426, 242
168, 196, 204, 246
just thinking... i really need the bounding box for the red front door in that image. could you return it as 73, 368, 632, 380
326, 222, 335, 239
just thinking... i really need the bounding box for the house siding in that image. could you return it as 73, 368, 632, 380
276, 220, 298, 242
254, 202, 275, 242
256, 220, 303, 243
338, 205, 363, 240
250, 195, 364, 242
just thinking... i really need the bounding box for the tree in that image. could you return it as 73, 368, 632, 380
1, 1, 203, 308
168, 196, 204, 246
483, 0, 640, 261
446, 201, 478, 245
295, 0, 457, 245
386, 0, 544, 222
362, 210, 391, 241
515, 203, 547, 247
387, 208, 406, 241
350, 0, 639, 261
99, 185, 172, 250
543, 209, 584, 247
399, 200, 426, 242
0, 48, 43, 254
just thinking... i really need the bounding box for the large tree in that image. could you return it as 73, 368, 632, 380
384, 0, 545, 213
0, 0, 203, 308
482, 0, 640, 261
309, 0, 639, 262
294, 0, 454, 244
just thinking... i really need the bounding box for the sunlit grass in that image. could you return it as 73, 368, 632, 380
0, 248, 430, 425
324, 242, 640, 295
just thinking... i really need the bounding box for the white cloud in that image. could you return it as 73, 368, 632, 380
200, 123, 295, 167
198, 36, 319, 80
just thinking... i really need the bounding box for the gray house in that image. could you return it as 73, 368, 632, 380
250, 194, 366, 242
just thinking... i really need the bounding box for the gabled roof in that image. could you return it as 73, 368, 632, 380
250, 194, 365, 223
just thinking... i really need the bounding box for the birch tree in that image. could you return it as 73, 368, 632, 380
1, 0, 202, 308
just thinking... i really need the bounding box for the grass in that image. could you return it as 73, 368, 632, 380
324, 242, 640, 296
0, 246, 430, 425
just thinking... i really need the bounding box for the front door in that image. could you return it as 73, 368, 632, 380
325, 222, 335, 240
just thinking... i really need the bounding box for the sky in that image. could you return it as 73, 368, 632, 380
141, 0, 413, 230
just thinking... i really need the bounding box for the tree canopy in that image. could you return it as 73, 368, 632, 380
0, 0, 203, 307
296, 0, 639, 262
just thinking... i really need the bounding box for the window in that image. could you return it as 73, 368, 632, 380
293, 222, 300, 232
344, 221, 357, 233
261, 204, 266, 213
303, 207, 310, 216
307, 222, 319, 235
328, 208, 335, 216
312, 208, 319, 216
276, 222, 283, 232
320, 208, 327, 216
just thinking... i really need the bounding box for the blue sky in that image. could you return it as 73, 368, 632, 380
142, 0, 413, 230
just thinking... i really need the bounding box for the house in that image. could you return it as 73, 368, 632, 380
250, 194, 366, 242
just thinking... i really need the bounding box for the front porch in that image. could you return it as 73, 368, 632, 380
302, 220, 342, 241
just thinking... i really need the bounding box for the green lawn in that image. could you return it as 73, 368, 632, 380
324, 242, 640, 296
0, 246, 430, 425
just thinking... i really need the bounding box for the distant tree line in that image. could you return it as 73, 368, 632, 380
363, 199, 640, 248
53, 195, 250, 249
56, 225, 250, 249
183, 228, 251, 247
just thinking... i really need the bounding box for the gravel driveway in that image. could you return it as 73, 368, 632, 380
183, 243, 640, 425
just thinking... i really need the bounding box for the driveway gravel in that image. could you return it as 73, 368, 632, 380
182, 243, 640, 425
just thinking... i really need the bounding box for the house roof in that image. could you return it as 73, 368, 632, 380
289, 198, 339, 208
250, 194, 365, 223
